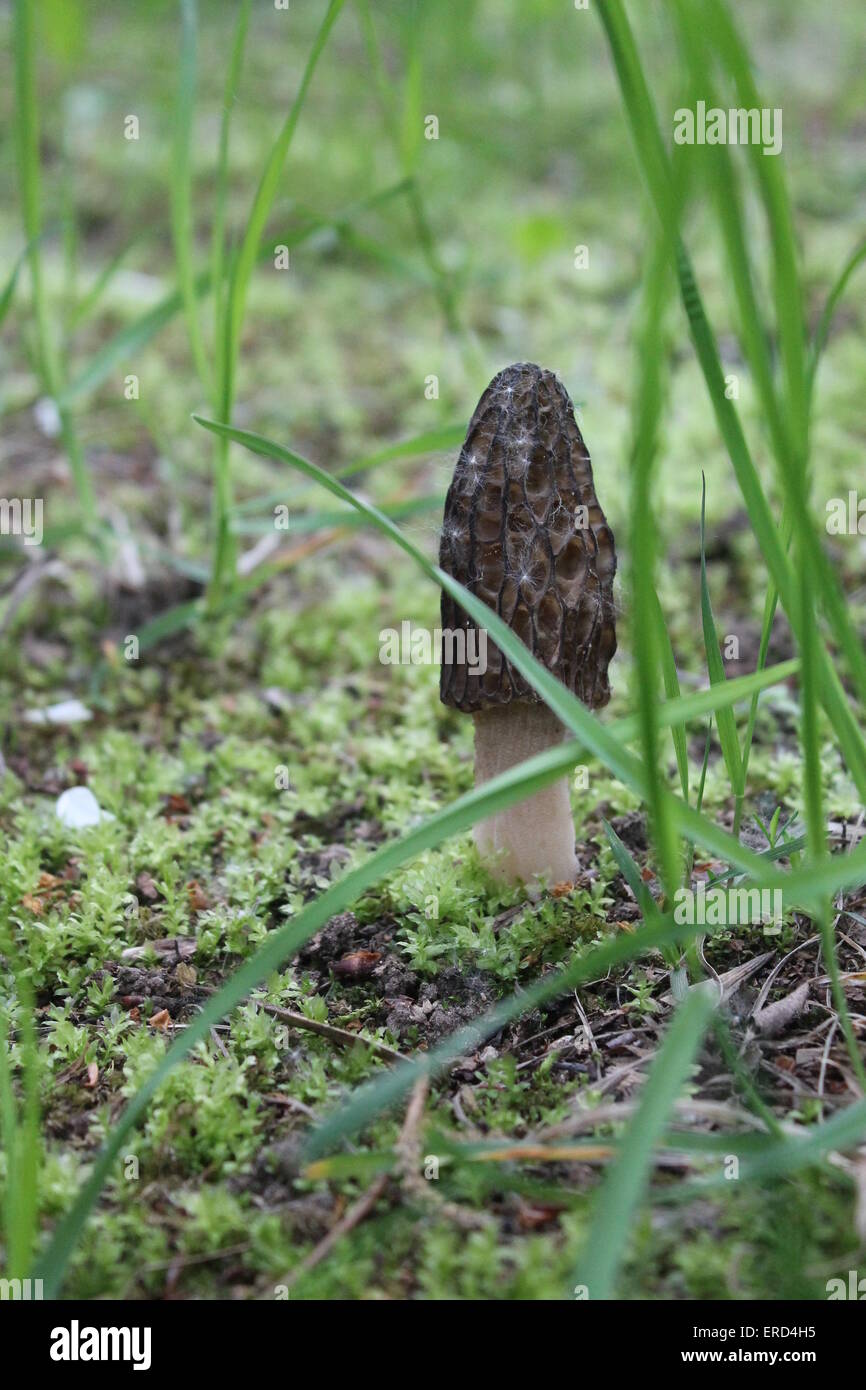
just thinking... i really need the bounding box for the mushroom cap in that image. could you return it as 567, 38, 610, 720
439, 362, 617, 713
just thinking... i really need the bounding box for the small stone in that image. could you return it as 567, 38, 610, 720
55, 786, 114, 829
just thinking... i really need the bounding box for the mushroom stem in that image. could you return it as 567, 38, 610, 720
472, 703, 577, 887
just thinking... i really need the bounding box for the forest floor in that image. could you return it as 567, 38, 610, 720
2, 0, 866, 1297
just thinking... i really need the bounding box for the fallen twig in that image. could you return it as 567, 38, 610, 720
257, 1000, 408, 1065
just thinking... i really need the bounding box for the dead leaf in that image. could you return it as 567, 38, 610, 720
333, 950, 382, 980
149, 1009, 171, 1030
186, 880, 209, 912
176, 961, 197, 987
84, 1062, 99, 1089
20, 894, 44, 915
551, 881, 574, 898
516, 1199, 565, 1231
754, 982, 810, 1038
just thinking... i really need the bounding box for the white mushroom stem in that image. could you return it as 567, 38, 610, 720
472, 703, 577, 888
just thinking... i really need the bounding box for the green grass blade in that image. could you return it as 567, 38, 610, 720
699, 474, 744, 801
807, 235, 866, 405
221, 0, 347, 416
603, 818, 659, 923
0, 234, 47, 330
171, 0, 211, 395
208, 0, 346, 601
0, 960, 41, 1280
573, 987, 716, 1299
702, 0, 808, 448
231, 493, 442, 536
669, 0, 792, 469
651, 588, 689, 801
337, 424, 467, 479
663, 1097, 866, 1198
60, 183, 409, 408
628, 221, 681, 900
595, 0, 866, 802
12, 0, 95, 516
357, 0, 467, 352
67, 234, 140, 330
211, 0, 252, 388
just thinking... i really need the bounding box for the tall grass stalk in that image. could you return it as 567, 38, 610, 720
206, 0, 348, 607
597, 0, 866, 1088
12, 0, 95, 519
0, 941, 41, 1281
172, 0, 212, 398
355, 0, 483, 380
596, 0, 866, 807
628, 223, 682, 907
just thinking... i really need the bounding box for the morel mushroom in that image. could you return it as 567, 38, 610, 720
439, 362, 617, 887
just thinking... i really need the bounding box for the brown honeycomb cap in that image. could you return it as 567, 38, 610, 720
439, 362, 617, 714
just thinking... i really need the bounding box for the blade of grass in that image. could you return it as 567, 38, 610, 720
0, 233, 49, 331
211, 0, 252, 390
209, 0, 348, 602
651, 588, 689, 803
628, 218, 682, 902
701, 0, 808, 449
0, 954, 41, 1280
660, 1096, 866, 1198
171, 0, 211, 396
669, 0, 793, 471
699, 474, 744, 815
603, 818, 660, 924
659, 0, 864, 1089
336, 423, 467, 480
60, 182, 410, 409
688, 2, 866, 720
595, 0, 866, 802
798, 522, 866, 1089
356, 0, 477, 372
12, 0, 95, 518
806, 235, 866, 406
67, 234, 141, 331
231, 493, 442, 536
219, 0, 347, 417
241, 419, 465, 517
573, 986, 716, 1298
